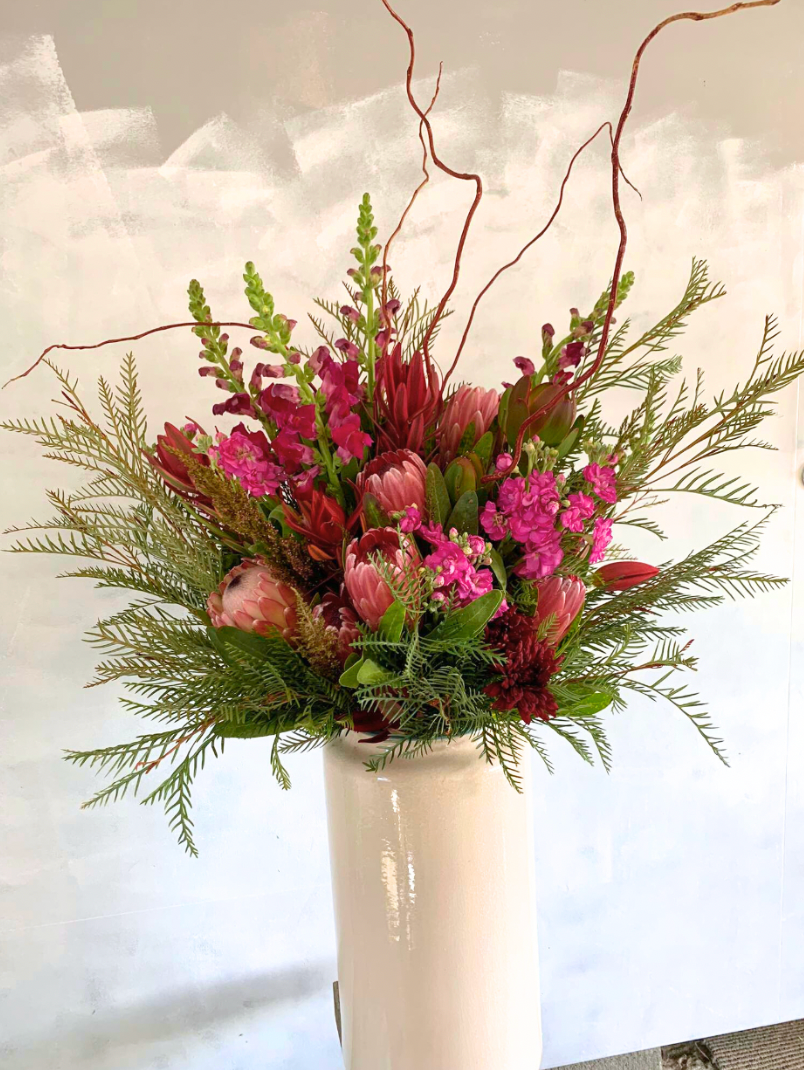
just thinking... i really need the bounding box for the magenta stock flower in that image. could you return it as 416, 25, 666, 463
480, 501, 509, 541
560, 491, 595, 533
423, 534, 495, 608
211, 425, 284, 497
343, 528, 420, 630
584, 462, 617, 504
356, 448, 427, 517
590, 517, 613, 563
439, 384, 500, 462
534, 575, 585, 643
207, 558, 298, 642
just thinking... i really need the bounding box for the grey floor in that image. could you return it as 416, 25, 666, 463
555, 1018, 804, 1070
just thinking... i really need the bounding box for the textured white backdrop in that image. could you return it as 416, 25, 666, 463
1, 23, 803, 1070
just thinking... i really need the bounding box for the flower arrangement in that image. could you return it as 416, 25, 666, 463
2, 0, 795, 854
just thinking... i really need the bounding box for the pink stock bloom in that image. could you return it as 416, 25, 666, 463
495, 452, 515, 473
513, 356, 535, 377
207, 557, 297, 642
343, 528, 420, 631
584, 463, 617, 504
331, 413, 372, 463
212, 426, 284, 497
439, 384, 500, 461
424, 538, 494, 607
500, 473, 561, 544
534, 575, 585, 643
590, 517, 613, 563
560, 491, 596, 533
313, 588, 361, 663
515, 532, 564, 580
356, 448, 427, 517
399, 505, 422, 533
480, 501, 509, 541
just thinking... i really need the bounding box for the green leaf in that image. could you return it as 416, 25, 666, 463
210, 625, 284, 663
489, 548, 507, 591
339, 657, 364, 688
362, 492, 390, 528
427, 590, 503, 642
556, 420, 583, 459
446, 490, 478, 535
444, 458, 477, 504
356, 658, 396, 685
563, 691, 612, 718
473, 431, 494, 469
426, 463, 451, 527
214, 720, 278, 739
378, 601, 405, 643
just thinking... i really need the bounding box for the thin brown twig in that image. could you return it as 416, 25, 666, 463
444, 121, 615, 389
483, 0, 782, 484
381, 63, 444, 312
379, 0, 484, 382
3, 321, 262, 389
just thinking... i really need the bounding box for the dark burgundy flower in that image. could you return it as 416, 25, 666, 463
212, 392, 255, 417
374, 344, 442, 453
484, 608, 563, 724
312, 587, 361, 662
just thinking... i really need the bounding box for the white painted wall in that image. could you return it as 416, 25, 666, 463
1, 3, 803, 1067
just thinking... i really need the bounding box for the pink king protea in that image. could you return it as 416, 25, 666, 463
355, 448, 427, 518
534, 574, 585, 644
343, 527, 421, 631
207, 557, 298, 642
439, 385, 499, 462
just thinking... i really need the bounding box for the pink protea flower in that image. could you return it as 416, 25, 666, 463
312, 588, 361, 662
439, 384, 499, 461
534, 575, 586, 644
343, 528, 421, 631
207, 557, 297, 642
356, 448, 427, 518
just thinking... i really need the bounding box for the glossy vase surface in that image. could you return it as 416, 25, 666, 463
324, 733, 542, 1070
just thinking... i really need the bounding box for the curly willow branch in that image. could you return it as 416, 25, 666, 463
379, 0, 483, 383
482, 0, 782, 484
381, 63, 443, 313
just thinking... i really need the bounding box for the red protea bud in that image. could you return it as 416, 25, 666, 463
282, 487, 354, 562
355, 448, 427, 518
374, 345, 442, 453
147, 422, 214, 512
438, 384, 499, 462
593, 562, 659, 591
343, 528, 420, 631
534, 574, 585, 643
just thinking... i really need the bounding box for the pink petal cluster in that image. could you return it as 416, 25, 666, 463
256, 383, 316, 475
211, 425, 284, 497
207, 557, 297, 642
589, 517, 613, 563
438, 385, 499, 461
481, 473, 563, 579
583, 462, 617, 504
560, 491, 596, 533
356, 448, 427, 517
343, 528, 420, 630
421, 526, 501, 611
311, 345, 372, 462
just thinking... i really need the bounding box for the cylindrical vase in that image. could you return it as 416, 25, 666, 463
324, 733, 542, 1070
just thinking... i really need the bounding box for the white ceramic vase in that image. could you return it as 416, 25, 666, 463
324, 733, 542, 1070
